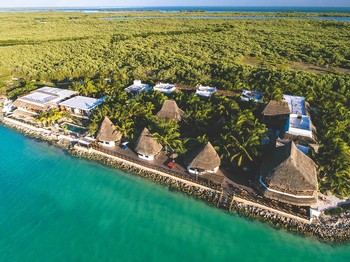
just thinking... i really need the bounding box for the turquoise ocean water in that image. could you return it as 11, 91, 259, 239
0, 125, 349, 261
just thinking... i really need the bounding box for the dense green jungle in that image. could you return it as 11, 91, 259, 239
0, 12, 349, 197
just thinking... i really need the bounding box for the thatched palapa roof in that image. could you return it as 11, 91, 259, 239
186, 142, 221, 171
96, 116, 122, 142
156, 100, 184, 123
259, 141, 318, 206
262, 100, 291, 116
135, 128, 163, 156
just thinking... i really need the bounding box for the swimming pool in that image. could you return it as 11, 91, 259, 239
61, 123, 88, 135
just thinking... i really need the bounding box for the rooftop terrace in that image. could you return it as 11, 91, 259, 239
153, 82, 176, 94
124, 80, 151, 94
19, 92, 57, 105
195, 85, 216, 97
283, 94, 306, 115
17, 86, 78, 106
241, 89, 263, 103
287, 114, 313, 138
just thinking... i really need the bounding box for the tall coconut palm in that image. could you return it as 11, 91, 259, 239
220, 110, 266, 167
151, 119, 185, 154
116, 120, 135, 139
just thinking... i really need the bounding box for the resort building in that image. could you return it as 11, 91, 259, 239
156, 100, 184, 123
195, 85, 217, 97
59, 96, 105, 119
283, 95, 316, 143
262, 100, 291, 134
13, 87, 77, 116
124, 80, 152, 95
241, 90, 263, 103
135, 128, 163, 161
186, 142, 221, 175
258, 141, 318, 206
96, 116, 122, 147
153, 82, 176, 94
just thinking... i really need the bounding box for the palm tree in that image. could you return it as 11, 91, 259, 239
220, 110, 267, 168
221, 132, 261, 167
151, 119, 185, 154
116, 120, 135, 139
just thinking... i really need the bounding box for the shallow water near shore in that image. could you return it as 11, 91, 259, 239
0, 125, 349, 261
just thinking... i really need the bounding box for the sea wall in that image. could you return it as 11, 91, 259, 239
70, 146, 221, 205
1, 115, 349, 243
229, 200, 350, 243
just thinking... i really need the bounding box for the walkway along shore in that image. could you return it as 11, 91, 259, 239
1, 115, 349, 243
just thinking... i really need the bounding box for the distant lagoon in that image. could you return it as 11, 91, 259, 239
1, 6, 350, 13
99, 16, 350, 22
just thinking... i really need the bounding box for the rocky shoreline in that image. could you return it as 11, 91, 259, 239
230, 201, 350, 243
70, 147, 221, 205
1, 116, 349, 244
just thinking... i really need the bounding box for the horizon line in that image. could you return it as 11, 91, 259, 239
1, 5, 350, 9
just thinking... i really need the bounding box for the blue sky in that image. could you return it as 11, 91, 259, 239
1, 1, 349, 8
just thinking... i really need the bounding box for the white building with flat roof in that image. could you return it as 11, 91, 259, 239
195, 85, 216, 97
283, 94, 314, 141
241, 90, 263, 103
124, 80, 152, 95
59, 96, 105, 119
13, 87, 78, 116
283, 94, 306, 115
153, 82, 176, 94
288, 114, 313, 138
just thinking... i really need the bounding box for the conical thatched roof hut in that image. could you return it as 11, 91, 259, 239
186, 142, 221, 173
259, 141, 318, 206
156, 100, 184, 123
135, 128, 163, 159
96, 116, 122, 144
262, 100, 291, 116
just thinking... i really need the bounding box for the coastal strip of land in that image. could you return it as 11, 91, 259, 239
1, 114, 349, 243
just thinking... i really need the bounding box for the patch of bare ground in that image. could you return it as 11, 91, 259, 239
288, 62, 350, 75
336, 67, 350, 75
240, 56, 264, 67
240, 56, 350, 75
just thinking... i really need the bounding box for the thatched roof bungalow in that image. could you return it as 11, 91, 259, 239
135, 128, 163, 161
186, 142, 221, 175
262, 100, 291, 135
156, 100, 184, 123
262, 100, 291, 117
258, 141, 318, 206
96, 116, 122, 147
